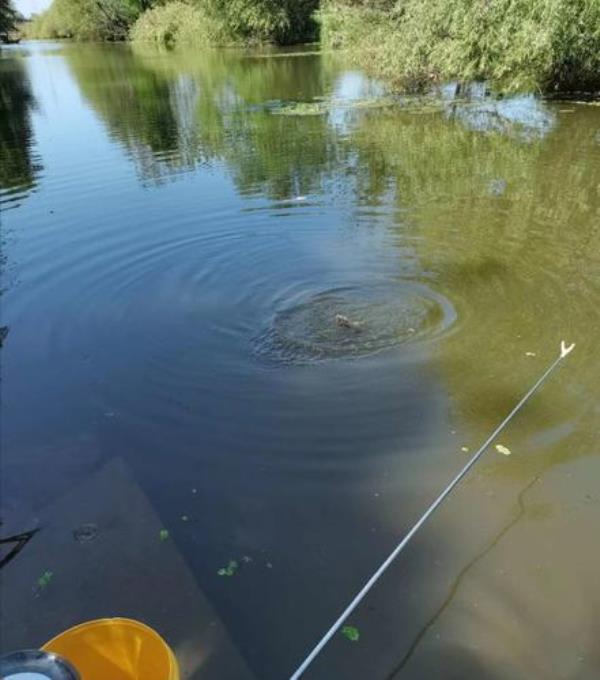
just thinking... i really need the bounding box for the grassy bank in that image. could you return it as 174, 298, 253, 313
319, 0, 600, 92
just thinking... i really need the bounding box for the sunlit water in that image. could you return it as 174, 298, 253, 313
1, 43, 599, 680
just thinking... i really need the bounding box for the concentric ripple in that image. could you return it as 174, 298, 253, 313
254, 282, 456, 363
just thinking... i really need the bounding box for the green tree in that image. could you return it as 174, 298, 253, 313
0, 0, 18, 39
28, 0, 319, 44
202, 0, 318, 44
25, 0, 157, 40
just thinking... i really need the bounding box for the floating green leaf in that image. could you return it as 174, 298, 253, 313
341, 625, 360, 642
37, 571, 53, 589
159, 529, 169, 541
217, 560, 239, 577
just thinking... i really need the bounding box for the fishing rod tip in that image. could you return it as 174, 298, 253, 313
560, 341, 575, 358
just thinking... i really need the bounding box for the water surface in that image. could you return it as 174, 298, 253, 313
1, 42, 599, 680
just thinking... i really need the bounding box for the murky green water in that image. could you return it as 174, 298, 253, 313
1, 42, 599, 680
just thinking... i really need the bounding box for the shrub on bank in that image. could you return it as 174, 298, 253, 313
204, 0, 318, 45
129, 2, 222, 46
131, 0, 319, 46
26, 0, 319, 45
319, 0, 600, 92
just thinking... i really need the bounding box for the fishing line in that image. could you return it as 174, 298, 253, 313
289, 340, 575, 680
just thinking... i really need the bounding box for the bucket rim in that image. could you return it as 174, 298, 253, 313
41, 617, 178, 678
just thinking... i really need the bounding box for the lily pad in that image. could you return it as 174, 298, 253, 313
218, 560, 239, 577
341, 625, 360, 642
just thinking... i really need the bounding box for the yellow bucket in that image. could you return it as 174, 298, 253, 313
42, 617, 179, 680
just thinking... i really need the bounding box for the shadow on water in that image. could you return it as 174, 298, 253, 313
1, 42, 599, 680
0, 53, 41, 209
389, 475, 541, 677
343, 92, 600, 680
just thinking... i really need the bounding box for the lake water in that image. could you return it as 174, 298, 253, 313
1, 42, 599, 680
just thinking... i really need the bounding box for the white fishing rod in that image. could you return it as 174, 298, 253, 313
290, 340, 576, 680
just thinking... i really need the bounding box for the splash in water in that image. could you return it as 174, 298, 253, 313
254, 282, 455, 364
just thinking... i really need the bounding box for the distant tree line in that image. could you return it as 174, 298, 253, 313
18, 0, 600, 92
23, 0, 319, 43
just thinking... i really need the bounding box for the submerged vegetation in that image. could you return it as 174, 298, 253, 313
22, 0, 600, 92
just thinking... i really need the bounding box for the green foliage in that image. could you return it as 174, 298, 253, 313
0, 0, 17, 37
19, 0, 600, 87
319, 0, 600, 92
130, 2, 222, 45
341, 625, 360, 641
202, 0, 318, 44
159, 528, 169, 540
24, 0, 154, 40
27, 0, 318, 44
131, 0, 319, 46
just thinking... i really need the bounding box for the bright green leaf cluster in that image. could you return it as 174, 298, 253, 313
341, 625, 360, 642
